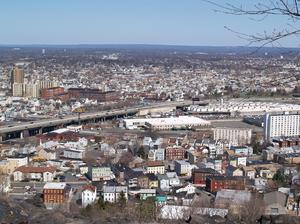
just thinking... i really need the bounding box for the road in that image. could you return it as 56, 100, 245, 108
0, 101, 193, 135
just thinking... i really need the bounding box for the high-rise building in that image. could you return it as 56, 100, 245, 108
23, 83, 40, 98
264, 112, 300, 141
12, 83, 23, 97
39, 80, 58, 90
11, 67, 24, 95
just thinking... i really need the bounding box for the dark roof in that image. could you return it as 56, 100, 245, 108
226, 165, 238, 173
207, 176, 245, 181
193, 168, 219, 175
124, 169, 144, 180
146, 173, 158, 181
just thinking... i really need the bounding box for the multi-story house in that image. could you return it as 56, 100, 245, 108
0, 156, 28, 174
146, 161, 165, 175
174, 160, 191, 176
43, 182, 71, 209
13, 166, 56, 182
38, 148, 57, 160
192, 168, 220, 187
63, 148, 85, 160
206, 176, 246, 193
81, 185, 97, 208
165, 146, 185, 161
139, 189, 156, 200
88, 166, 114, 181
102, 186, 128, 203
148, 148, 165, 161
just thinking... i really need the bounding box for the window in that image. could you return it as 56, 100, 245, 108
271, 208, 278, 214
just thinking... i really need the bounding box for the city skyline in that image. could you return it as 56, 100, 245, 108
0, 0, 299, 47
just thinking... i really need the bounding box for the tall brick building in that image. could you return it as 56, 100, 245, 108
165, 147, 185, 161
192, 168, 220, 186
43, 182, 71, 209
206, 176, 246, 193
68, 88, 119, 101
41, 87, 65, 99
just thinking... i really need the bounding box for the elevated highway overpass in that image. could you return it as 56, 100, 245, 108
0, 100, 196, 141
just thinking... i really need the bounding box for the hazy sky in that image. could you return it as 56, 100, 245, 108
0, 0, 298, 47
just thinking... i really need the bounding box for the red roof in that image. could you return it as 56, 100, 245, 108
147, 161, 164, 167
14, 166, 56, 173
82, 185, 96, 192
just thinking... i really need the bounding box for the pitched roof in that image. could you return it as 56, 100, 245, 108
264, 191, 287, 206
83, 185, 96, 192
15, 165, 56, 173
216, 189, 252, 204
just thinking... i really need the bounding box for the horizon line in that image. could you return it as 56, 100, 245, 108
0, 43, 297, 49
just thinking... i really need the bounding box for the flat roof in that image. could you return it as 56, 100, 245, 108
211, 120, 263, 132
44, 182, 67, 190
125, 116, 210, 126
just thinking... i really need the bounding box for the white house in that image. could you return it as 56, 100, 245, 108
176, 183, 196, 194
158, 172, 180, 191
82, 185, 97, 208
102, 186, 128, 203
63, 148, 85, 160
88, 166, 114, 181
13, 166, 56, 182
146, 161, 165, 175
140, 189, 156, 200
174, 160, 192, 176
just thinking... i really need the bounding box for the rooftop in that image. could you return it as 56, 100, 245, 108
15, 166, 56, 173
43, 182, 67, 190
124, 116, 210, 126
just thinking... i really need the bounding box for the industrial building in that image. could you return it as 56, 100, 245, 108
124, 116, 210, 130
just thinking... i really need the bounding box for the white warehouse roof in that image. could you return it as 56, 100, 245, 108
124, 116, 210, 129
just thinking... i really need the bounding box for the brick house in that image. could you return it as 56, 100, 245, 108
192, 168, 220, 186
206, 176, 246, 193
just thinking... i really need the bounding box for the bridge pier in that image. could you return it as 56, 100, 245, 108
21, 130, 29, 139
38, 128, 43, 135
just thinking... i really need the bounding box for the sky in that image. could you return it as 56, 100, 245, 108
0, 0, 299, 47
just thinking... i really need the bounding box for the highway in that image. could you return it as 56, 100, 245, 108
0, 100, 193, 135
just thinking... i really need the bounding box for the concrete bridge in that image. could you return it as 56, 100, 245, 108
0, 100, 196, 142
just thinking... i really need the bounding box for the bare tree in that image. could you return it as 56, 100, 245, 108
227, 194, 265, 224
204, 0, 300, 47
